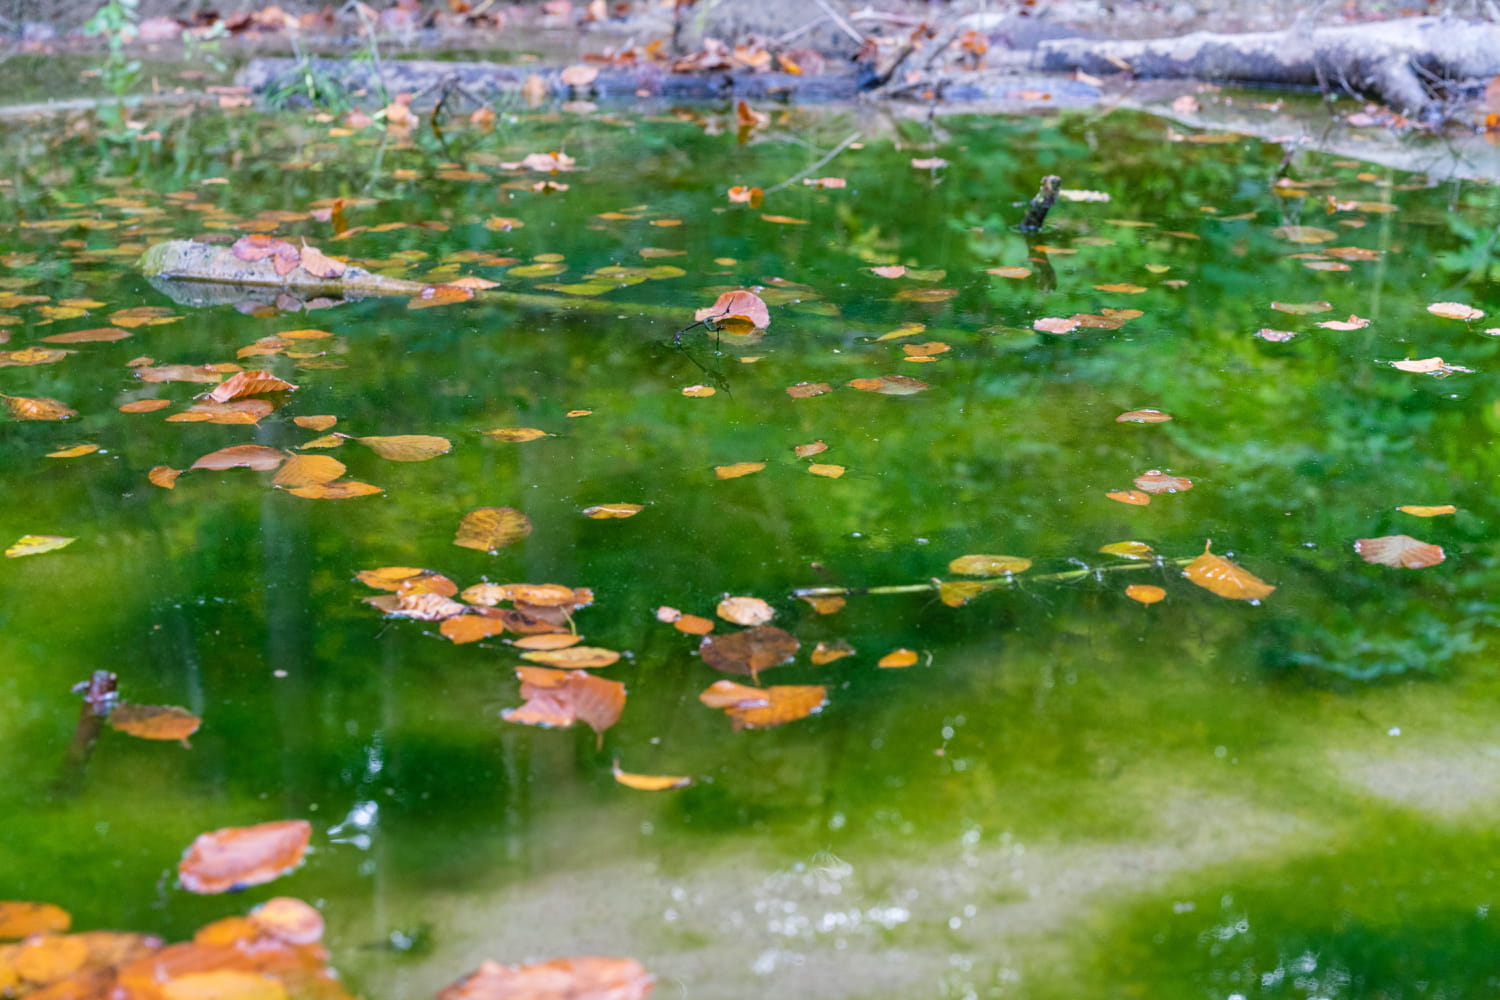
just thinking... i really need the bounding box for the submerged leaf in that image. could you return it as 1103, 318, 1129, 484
847, 375, 928, 395
1396, 504, 1456, 517
108, 703, 201, 743
178, 820, 312, 894
0, 901, 71, 939
1354, 534, 1445, 568
698, 625, 799, 681
191, 445, 285, 472
699, 680, 827, 730
502, 668, 625, 735
1125, 584, 1166, 604
437, 957, 653, 1000
1116, 408, 1172, 423
4, 395, 76, 420
948, 554, 1030, 576
455, 507, 533, 552
286, 480, 382, 499
582, 503, 644, 519
810, 639, 855, 665
357, 434, 452, 462
1183, 540, 1275, 600
878, 649, 919, 668
1133, 469, 1193, 494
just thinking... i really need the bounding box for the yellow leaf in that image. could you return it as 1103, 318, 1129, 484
582, 503, 643, 519
45, 444, 100, 458
6, 535, 76, 558
947, 554, 1031, 576
357, 434, 452, 461
454, 506, 533, 552
1396, 504, 1456, 517
483, 427, 548, 442
612, 760, 692, 791
715, 462, 765, 480
877, 648, 919, 668
1182, 540, 1275, 600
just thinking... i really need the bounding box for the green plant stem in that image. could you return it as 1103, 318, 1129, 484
793, 557, 1195, 598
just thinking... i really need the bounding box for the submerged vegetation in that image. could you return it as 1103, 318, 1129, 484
2, 81, 1500, 997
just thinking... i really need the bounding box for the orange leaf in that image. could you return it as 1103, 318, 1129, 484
1182, 541, 1276, 600
248, 897, 324, 946
294, 415, 337, 431
357, 567, 429, 590
407, 284, 475, 310
356, 434, 452, 461
799, 594, 845, 614
286, 480, 382, 499
1354, 534, 1445, 569
271, 454, 346, 488
808, 463, 845, 478
4, 394, 76, 420
582, 502, 643, 518
42, 327, 130, 343
520, 646, 620, 669
1133, 469, 1193, 494
1115, 408, 1172, 423
1125, 584, 1166, 604
0, 901, 70, 939
177, 819, 312, 894
715, 461, 765, 480
948, 554, 1031, 576
502, 668, 625, 735
847, 375, 928, 395
1106, 489, 1151, 506
877, 648, 918, 668
1397, 504, 1456, 517
437, 957, 653, 1000
205, 370, 297, 403
512, 633, 584, 651
698, 680, 826, 730
440, 616, 509, 644
810, 639, 855, 665
612, 761, 692, 791
786, 382, 832, 398
483, 427, 548, 442
794, 441, 828, 457
673, 614, 715, 635
121, 399, 172, 413
695, 290, 770, 329
148, 465, 182, 490
108, 703, 201, 743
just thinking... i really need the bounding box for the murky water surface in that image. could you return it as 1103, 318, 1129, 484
2, 100, 1500, 999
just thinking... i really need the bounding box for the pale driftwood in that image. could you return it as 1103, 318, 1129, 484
1036, 17, 1500, 125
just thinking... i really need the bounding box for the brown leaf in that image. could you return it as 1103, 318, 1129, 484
272, 454, 347, 488
810, 639, 855, 665
1106, 489, 1151, 506
1133, 469, 1193, 494
695, 290, 771, 329
1427, 301, 1484, 321
502, 668, 625, 736
484, 427, 549, 442
512, 633, 584, 650
847, 375, 929, 395
191, 445, 286, 472
0, 347, 70, 367
455, 506, 533, 553
205, 371, 297, 403
437, 957, 653, 1000
135, 364, 226, 384
582, 502, 643, 519
286, 480, 382, 499
799, 594, 845, 614
167, 399, 276, 425
357, 434, 452, 462
808, 463, 845, 478
407, 284, 476, 310
698, 625, 798, 682
1354, 534, 1445, 569
1115, 408, 1172, 423
120, 399, 172, 413
939, 580, 994, 606
177, 820, 312, 894
786, 382, 832, 398
369, 592, 467, 620
440, 616, 509, 644
42, 327, 131, 343
612, 761, 692, 791
148, 466, 182, 490
699, 680, 827, 730
1183, 540, 1276, 600
108, 703, 201, 744
297, 242, 346, 278
716, 596, 775, 626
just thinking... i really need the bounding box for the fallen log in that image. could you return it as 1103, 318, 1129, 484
140, 239, 427, 300
1036, 17, 1500, 126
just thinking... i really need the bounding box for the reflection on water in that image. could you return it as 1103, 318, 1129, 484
1, 98, 1499, 998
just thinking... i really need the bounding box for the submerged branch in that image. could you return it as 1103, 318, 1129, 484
793, 556, 1195, 599
55, 670, 118, 797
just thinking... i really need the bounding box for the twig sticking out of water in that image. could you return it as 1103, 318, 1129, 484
1020, 174, 1062, 233
55, 670, 118, 797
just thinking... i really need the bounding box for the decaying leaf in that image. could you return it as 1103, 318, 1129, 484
698, 625, 799, 681
1354, 534, 1445, 569
1270, 300, 1331, 315
799, 594, 846, 615
717, 596, 775, 625
612, 761, 691, 791
1133, 469, 1193, 494
191, 445, 285, 472
1315, 314, 1370, 331
939, 580, 995, 607
248, 897, 324, 946
810, 640, 855, 665
786, 382, 832, 398
287, 480, 382, 499
512, 633, 584, 651
1033, 317, 1080, 334
1389, 357, 1473, 376
437, 957, 653, 1000
4, 394, 76, 420
108, 703, 201, 744
6, 535, 75, 558
1182, 540, 1275, 600
808, 464, 846, 478
148, 466, 183, 490
502, 667, 625, 736
178, 820, 312, 894
455, 507, 533, 553
356, 434, 452, 462
368, 591, 468, 621
1255, 328, 1298, 342
699, 679, 827, 730
948, 554, 1031, 576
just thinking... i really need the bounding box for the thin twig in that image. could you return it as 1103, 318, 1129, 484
764, 130, 863, 194
811, 0, 865, 45
792, 556, 1195, 599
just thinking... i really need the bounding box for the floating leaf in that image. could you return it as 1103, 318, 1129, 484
800, 594, 845, 615
698, 625, 799, 682
437, 957, 653, 1000
1397, 504, 1456, 517
205, 371, 296, 403
148, 466, 182, 490
1125, 584, 1166, 604
848, 375, 928, 395
902, 341, 950, 358
368, 591, 467, 620
612, 761, 692, 791
167, 399, 275, 425
6, 535, 75, 558
871, 265, 907, 278
1133, 469, 1193, 494
455, 506, 533, 552
717, 596, 775, 626
1427, 302, 1484, 321
794, 441, 828, 458
808, 463, 846, 478
988, 266, 1032, 279
108, 703, 200, 744
1389, 357, 1472, 375
1099, 541, 1154, 559
407, 284, 475, 310
502, 668, 625, 736
135, 364, 224, 384
1255, 328, 1298, 342
1354, 534, 1445, 569
294, 415, 337, 431
1272, 225, 1337, 243
437, 616, 506, 644
484, 427, 548, 442
878, 648, 918, 668
891, 287, 956, 303
786, 382, 832, 398
674, 613, 715, 635
4, 395, 75, 420
287, 480, 382, 499
1271, 300, 1331, 315
297, 243, 346, 278
1315, 314, 1370, 331
761, 214, 809, 226
42, 327, 130, 343
682, 384, 716, 397
191, 445, 285, 471
0, 347, 70, 367
583, 503, 643, 519
699, 680, 827, 730
271, 455, 347, 488
715, 461, 765, 480
948, 554, 1031, 576
120, 399, 171, 413
1106, 489, 1151, 506
1116, 408, 1172, 423
46, 444, 99, 458
939, 580, 994, 607
0, 901, 70, 939
810, 640, 855, 665
521, 646, 621, 669
1033, 317, 1080, 334
357, 434, 452, 462
357, 566, 428, 590
1093, 282, 1146, 294
695, 290, 770, 329
248, 896, 324, 946
178, 820, 312, 894
1183, 540, 1275, 600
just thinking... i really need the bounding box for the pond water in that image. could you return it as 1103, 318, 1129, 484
2, 97, 1500, 1000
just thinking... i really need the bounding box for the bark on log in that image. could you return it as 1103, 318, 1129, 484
1036, 18, 1500, 125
